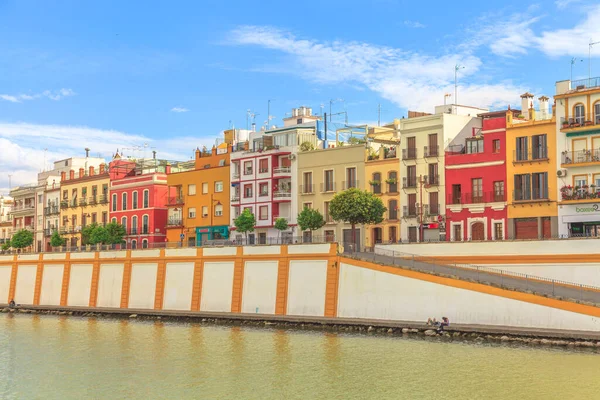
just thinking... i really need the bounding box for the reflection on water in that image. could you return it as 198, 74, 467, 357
0, 314, 598, 399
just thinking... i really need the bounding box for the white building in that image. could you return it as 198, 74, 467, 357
0, 196, 13, 246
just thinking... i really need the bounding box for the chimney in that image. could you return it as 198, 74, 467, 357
212, 145, 217, 156
89, 166, 95, 176
165, 163, 171, 174
61, 171, 66, 181
79, 168, 85, 178
85, 147, 90, 158
538, 96, 550, 119
195, 148, 201, 159
99, 164, 105, 174
520, 92, 534, 119
152, 150, 156, 159
69, 170, 75, 180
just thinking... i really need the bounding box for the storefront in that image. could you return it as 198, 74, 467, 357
559, 203, 600, 238
195, 225, 230, 245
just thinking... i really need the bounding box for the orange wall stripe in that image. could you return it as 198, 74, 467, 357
33, 254, 44, 305
120, 250, 133, 309
324, 257, 339, 317
89, 252, 101, 307
8, 255, 17, 302
190, 260, 204, 311
153, 249, 167, 310
60, 253, 72, 306
340, 256, 600, 318
275, 245, 289, 315
230, 246, 244, 313
416, 254, 600, 265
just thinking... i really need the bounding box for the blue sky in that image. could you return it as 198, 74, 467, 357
1, 0, 600, 193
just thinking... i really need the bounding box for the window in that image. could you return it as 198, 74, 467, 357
91, 213, 97, 224
406, 166, 417, 187
515, 137, 528, 161
63, 190, 68, 200
121, 217, 127, 231
122, 193, 127, 211
143, 190, 149, 208
494, 222, 503, 240
389, 226, 397, 243
142, 215, 149, 234
38, 194, 43, 204
132, 216, 138, 234
595, 103, 600, 124
215, 204, 223, 216
325, 230, 335, 242
324, 202, 332, 222
142, 239, 148, 249
131, 240, 137, 250
407, 193, 417, 216
188, 184, 196, 196
303, 172, 313, 194
492, 139, 501, 153
202, 183, 208, 194
406, 136, 417, 159
346, 168, 357, 189
259, 205, 268, 220
514, 174, 531, 201
111, 217, 117, 224
202, 206, 208, 217
531, 134, 547, 160
215, 181, 224, 193
102, 184, 108, 195
244, 161, 253, 175
102, 212, 108, 226
372, 172, 381, 194
92, 186, 98, 197
427, 134, 438, 156
387, 171, 398, 193
466, 138, 484, 154
574, 104, 585, 125
388, 200, 398, 220
429, 192, 439, 215
303, 202, 312, 209
532, 172, 548, 199
471, 178, 483, 203
493, 181, 505, 201
428, 163, 438, 185
189, 207, 196, 218
259, 158, 268, 173
324, 170, 334, 192
112, 194, 117, 212
259, 182, 269, 197
132, 191, 138, 209
244, 184, 253, 198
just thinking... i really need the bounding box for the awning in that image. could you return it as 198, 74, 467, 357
566, 129, 600, 138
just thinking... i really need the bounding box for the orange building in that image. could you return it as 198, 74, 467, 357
166, 144, 231, 245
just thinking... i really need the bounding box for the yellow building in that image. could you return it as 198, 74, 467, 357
505, 93, 558, 239
59, 165, 110, 247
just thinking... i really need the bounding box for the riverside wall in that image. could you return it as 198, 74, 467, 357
0, 243, 599, 334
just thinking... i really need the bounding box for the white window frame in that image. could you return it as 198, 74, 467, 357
215, 181, 224, 193
188, 184, 196, 196
188, 208, 196, 219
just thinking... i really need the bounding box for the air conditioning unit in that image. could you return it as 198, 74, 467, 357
557, 169, 567, 177
288, 154, 297, 161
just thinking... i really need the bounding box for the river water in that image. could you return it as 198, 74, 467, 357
0, 314, 598, 399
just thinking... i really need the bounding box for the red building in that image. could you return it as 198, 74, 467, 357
444, 110, 516, 241
109, 153, 171, 249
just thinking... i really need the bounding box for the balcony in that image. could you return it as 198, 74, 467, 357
258, 190, 269, 198
425, 204, 440, 216
60, 200, 69, 209
402, 177, 417, 189
274, 166, 291, 175
300, 184, 314, 195
424, 145, 439, 158
167, 196, 184, 206
402, 148, 417, 160
232, 171, 240, 180
273, 190, 292, 200
44, 206, 60, 215
44, 228, 57, 237
342, 180, 359, 190
88, 196, 98, 205
561, 149, 600, 166
69, 199, 78, 208
560, 185, 600, 203
231, 193, 240, 202
560, 111, 600, 134
513, 147, 549, 163
11, 204, 35, 215
447, 191, 506, 205
402, 206, 417, 218
79, 198, 88, 207
424, 174, 440, 186
166, 217, 183, 227
513, 188, 549, 202
570, 77, 600, 91
320, 182, 336, 193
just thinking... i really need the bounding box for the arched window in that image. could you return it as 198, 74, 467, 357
111, 194, 117, 212
131, 240, 137, 250
387, 171, 398, 193
388, 199, 398, 220
143, 190, 149, 208
371, 172, 381, 194
111, 217, 117, 224
121, 216, 127, 231
142, 215, 149, 234
132, 216, 138, 234
595, 102, 600, 125
142, 239, 148, 249
574, 104, 585, 125
132, 191, 138, 209
122, 193, 127, 211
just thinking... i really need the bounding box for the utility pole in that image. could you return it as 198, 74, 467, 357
589, 39, 600, 86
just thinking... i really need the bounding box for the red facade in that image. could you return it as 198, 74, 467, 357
109, 159, 170, 248
445, 111, 510, 241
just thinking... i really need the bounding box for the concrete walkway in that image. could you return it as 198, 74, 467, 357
347, 251, 600, 306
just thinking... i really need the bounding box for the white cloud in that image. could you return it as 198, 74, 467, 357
0, 88, 76, 103
404, 20, 425, 29
170, 107, 190, 113
227, 25, 526, 112
555, 0, 581, 9
0, 122, 218, 194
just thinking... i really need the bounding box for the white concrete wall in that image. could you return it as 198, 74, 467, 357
97, 264, 124, 308
288, 244, 331, 254
40, 265, 64, 306
243, 246, 281, 255
165, 248, 197, 257
200, 262, 234, 312
70, 252, 95, 260
163, 262, 195, 310
286, 260, 327, 316
43, 253, 66, 260
337, 263, 600, 331
68, 264, 93, 307
203, 247, 237, 257
0, 266, 11, 303
128, 263, 158, 309
484, 263, 600, 288
99, 251, 127, 259
241, 261, 278, 314
15, 265, 37, 305
131, 249, 160, 258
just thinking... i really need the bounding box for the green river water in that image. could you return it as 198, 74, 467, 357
0, 314, 598, 399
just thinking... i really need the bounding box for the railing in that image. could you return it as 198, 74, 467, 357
11, 204, 35, 212
231, 194, 240, 202
44, 206, 60, 215
79, 198, 87, 206
44, 228, 57, 237
402, 148, 417, 160
513, 147, 549, 162
424, 145, 439, 157
320, 182, 336, 193
371, 182, 382, 194
513, 188, 549, 202
384, 148, 397, 159
424, 174, 440, 186
166, 217, 183, 227
426, 204, 440, 216
167, 196, 184, 206
388, 209, 399, 220
273, 190, 292, 199
562, 149, 600, 165
387, 181, 398, 193
203, 235, 334, 247
560, 114, 600, 130
447, 191, 506, 205
402, 206, 417, 217
560, 185, 600, 201
232, 171, 240, 180
243, 169, 253, 176
259, 168, 269, 173
98, 195, 108, 204
571, 77, 600, 91
129, 228, 138, 235
272, 215, 291, 223
60, 200, 68, 209
342, 180, 359, 190
402, 177, 417, 189
300, 184, 314, 194
258, 191, 269, 198
88, 196, 98, 205
274, 166, 291, 174
70, 199, 78, 208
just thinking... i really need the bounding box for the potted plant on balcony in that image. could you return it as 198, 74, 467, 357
562, 120, 569, 129
369, 180, 381, 186
560, 185, 574, 200
385, 177, 397, 185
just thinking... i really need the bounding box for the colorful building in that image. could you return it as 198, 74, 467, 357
59, 165, 110, 247
555, 77, 600, 237
505, 93, 558, 239
9, 183, 39, 249
166, 145, 231, 246
108, 154, 171, 249
445, 110, 513, 241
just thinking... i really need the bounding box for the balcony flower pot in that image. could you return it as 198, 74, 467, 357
585, 121, 593, 126
562, 121, 569, 128
369, 180, 381, 186
385, 178, 397, 185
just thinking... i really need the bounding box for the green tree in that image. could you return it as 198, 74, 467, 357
10, 229, 34, 250
329, 188, 386, 249
234, 209, 256, 240
1, 240, 10, 252
105, 222, 126, 245
89, 225, 110, 245
299, 141, 314, 152
50, 231, 66, 248
274, 217, 289, 241
297, 207, 325, 240
81, 223, 99, 246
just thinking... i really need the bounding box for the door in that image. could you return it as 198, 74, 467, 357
428, 134, 438, 156
372, 228, 383, 245
408, 226, 418, 243
452, 184, 462, 204
453, 224, 462, 242
471, 222, 484, 241
342, 228, 361, 252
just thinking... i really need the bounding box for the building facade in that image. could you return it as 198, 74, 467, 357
555, 77, 600, 237
399, 105, 485, 242
9, 184, 39, 249
445, 111, 512, 241
0, 196, 13, 246
505, 93, 558, 239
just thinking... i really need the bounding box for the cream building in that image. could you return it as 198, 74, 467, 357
0, 196, 13, 246
398, 105, 485, 242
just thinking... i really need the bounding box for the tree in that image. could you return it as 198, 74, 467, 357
234, 209, 256, 241
89, 225, 110, 245
81, 223, 99, 246
274, 218, 289, 242
299, 141, 314, 152
10, 229, 34, 251
1, 240, 10, 252
297, 207, 325, 241
50, 231, 66, 248
105, 222, 126, 245
329, 188, 386, 250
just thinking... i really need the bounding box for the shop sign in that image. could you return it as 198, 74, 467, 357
575, 204, 600, 213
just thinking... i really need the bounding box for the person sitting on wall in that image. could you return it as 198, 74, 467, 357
437, 317, 450, 332
427, 317, 439, 326
9, 299, 15, 308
